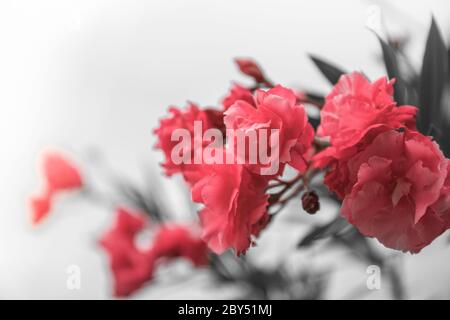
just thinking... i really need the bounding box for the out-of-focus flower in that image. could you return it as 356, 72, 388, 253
29, 192, 52, 225
315, 72, 417, 168
99, 207, 154, 297
224, 85, 314, 174
29, 151, 83, 225
235, 58, 268, 84
151, 224, 209, 267
154, 103, 224, 185
192, 158, 270, 255
100, 207, 211, 296
340, 129, 450, 253
222, 83, 255, 110
43, 152, 83, 192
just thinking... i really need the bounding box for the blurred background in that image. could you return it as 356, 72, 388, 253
0, 0, 449, 299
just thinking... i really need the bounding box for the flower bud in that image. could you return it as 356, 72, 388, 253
234, 58, 267, 84
301, 191, 320, 214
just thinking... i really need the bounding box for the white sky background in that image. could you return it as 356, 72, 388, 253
0, 0, 450, 299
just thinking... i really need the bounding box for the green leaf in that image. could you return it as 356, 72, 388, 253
419, 17, 448, 135
309, 54, 346, 85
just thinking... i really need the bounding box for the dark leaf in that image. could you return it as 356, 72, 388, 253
305, 92, 325, 106
333, 228, 384, 266
440, 114, 450, 157
419, 17, 448, 136
377, 35, 410, 105
309, 54, 346, 85
114, 180, 164, 222
448, 47, 450, 81
308, 116, 320, 130
386, 263, 405, 300
297, 215, 351, 248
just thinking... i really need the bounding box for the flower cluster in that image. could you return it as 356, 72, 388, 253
155, 66, 314, 254
315, 72, 450, 253
29, 151, 209, 297
28, 17, 450, 299
99, 207, 208, 297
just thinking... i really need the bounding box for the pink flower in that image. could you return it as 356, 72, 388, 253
29, 151, 83, 225
43, 152, 83, 192
154, 103, 225, 185
320, 126, 392, 199
340, 129, 450, 253
29, 192, 52, 225
151, 224, 209, 267
315, 72, 417, 168
192, 159, 270, 255
235, 58, 267, 84
222, 83, 255, 110
99, 207, 154, 297
224, 85, 314, 174
100, 207, 211, 296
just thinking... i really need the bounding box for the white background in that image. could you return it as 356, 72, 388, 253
0, 0, 450, 299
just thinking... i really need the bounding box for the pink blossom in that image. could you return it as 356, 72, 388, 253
192, 159, 270, 255
154, 103, 224, 184
29, 151, 83, 225
151, 224, 209, 267
315, 72, 417, 168
99, 208, 154, 297
224, 85, 314, 174
340, 130, 449, 253
222, 83, 255, 110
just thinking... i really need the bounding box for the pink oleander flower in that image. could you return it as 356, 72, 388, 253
29, 192, 52, 225
154, 103, 224, 184
29, 151, 83, 225
222, 83, 255, 110
315, 72, 417, 168
192, 157, 270, 255
100, 207, 211, 296
151, 224, 209, 267
224, 85, 314, 174
321, 126, 393, 199
340, 129, 450, 253
43, 151, 83, 192
99, 207, 154, 297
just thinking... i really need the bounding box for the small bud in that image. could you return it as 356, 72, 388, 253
301, 191, 320, 214
234, 58, 267, 84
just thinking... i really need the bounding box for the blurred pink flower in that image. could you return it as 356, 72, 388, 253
100, 208, 210, 297
152, 224, 209, 267
99, 207, 154, 297
29, 151, 82, 225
